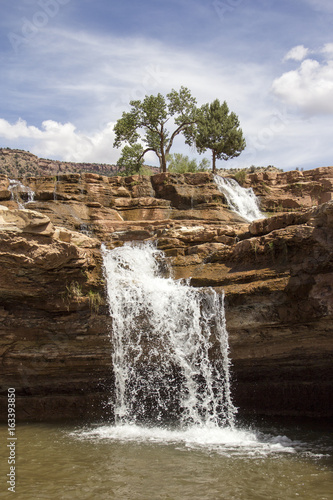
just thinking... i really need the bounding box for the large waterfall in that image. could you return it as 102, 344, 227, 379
214, 174, 263, 222
74, 242, 311, 458
102, 242, 236, 429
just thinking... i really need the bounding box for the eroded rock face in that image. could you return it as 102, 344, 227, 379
169, 203, 333, 417
0, 170, 332, 420
0, 172, 245, 239
0, 208, 112, 421
245, 166, 333, 212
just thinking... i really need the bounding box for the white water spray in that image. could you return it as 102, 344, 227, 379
214, 174, 262, 222
102, 242, 236, 428
74, 242, 305, 455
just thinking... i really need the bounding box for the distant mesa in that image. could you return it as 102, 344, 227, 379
0, 147, 159, 178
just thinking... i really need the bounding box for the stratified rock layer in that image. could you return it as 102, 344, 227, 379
0, 169, 332, 421
0, 208, 113, 420
170, 203, 333, 417
247, 166, 333, 211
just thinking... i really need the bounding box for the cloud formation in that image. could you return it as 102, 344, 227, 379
0, 118, 118, 163
283, 45, 309, 62
0, 27, 273, 165
272, 45, 333, 115
1, 1, 333, 171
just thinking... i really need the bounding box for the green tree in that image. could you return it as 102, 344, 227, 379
116, 143, 144, 176
113, 87, 198, 173
168, 153, 210, 173
195, 99, 246, 173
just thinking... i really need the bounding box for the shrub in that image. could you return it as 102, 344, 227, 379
233, 169, 247, 186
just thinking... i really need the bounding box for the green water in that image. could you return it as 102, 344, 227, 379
1, 419, 332, 499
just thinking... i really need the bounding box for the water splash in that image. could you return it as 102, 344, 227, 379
74, 423, 300, 457
214, 174, 262, 222
102, 242, 236, 428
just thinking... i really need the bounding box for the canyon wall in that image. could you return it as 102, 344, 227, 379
0, 168, 332, 421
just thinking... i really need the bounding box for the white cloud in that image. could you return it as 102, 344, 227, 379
272, 47, 333, 115
322, 43, 333, 57
3, 26, 268, 124
0, 118, 118, 163
1, 27, 333, 171
0, 28, 274, 165
0, 118, 42, 139
283, 45, 309, 62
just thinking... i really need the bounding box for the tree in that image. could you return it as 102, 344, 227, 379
116, 143, 144, 176
168, 153, 210, 173
194, 99, 246, 173
113, 87, 198, 173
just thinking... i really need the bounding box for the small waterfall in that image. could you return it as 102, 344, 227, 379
102, 242, 236, 428
9, 179, 35, 208
214, 174, 262, 222
27, 188, 35, 203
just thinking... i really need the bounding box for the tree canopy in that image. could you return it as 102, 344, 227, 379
116, 144, 144, 176
113, 90, 246, 174
113, 87, 198, 173
195, 99, 246, 173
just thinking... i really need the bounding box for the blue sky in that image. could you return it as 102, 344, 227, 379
0, 0, 332, 171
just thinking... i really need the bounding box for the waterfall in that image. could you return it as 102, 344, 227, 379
214, 174, 262, 222
9, 179, 35, 208
102, 242, 236, 428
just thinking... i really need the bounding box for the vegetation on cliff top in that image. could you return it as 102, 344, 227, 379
113, 87, 245, 173
194, 99, 246, 173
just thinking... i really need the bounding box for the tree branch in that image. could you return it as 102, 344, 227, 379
166, 120, 195, 156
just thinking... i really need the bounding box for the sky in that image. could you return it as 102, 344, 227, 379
0, 0, 332, 171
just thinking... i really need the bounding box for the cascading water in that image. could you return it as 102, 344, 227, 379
214, 174, 263, 222
9, 179, 35, 208
102, 242, 236, 429
74, 242, 320, 461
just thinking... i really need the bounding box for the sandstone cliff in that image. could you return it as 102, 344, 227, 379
0, 168, 332, 421
247, 166, 333, 211
0, 206, 114, 420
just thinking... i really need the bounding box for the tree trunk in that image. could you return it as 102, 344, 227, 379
212, 150, 216, 173
161, 156, 167, 172
160, 131, 167, 172
160, 146, 167, 172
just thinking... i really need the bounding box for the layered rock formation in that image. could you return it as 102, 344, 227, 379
0, 168, 332, 421
0, 206, 115, 420
169, 204, 333, 417
247, 166, 333, 211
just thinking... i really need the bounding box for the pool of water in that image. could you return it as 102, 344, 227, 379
1, 418, 332, 499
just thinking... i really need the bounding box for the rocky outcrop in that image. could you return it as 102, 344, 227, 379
0, 169, 332, 421
0, 172, 245, 243
245, 166, 333, 212
169, 203, 333, 417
